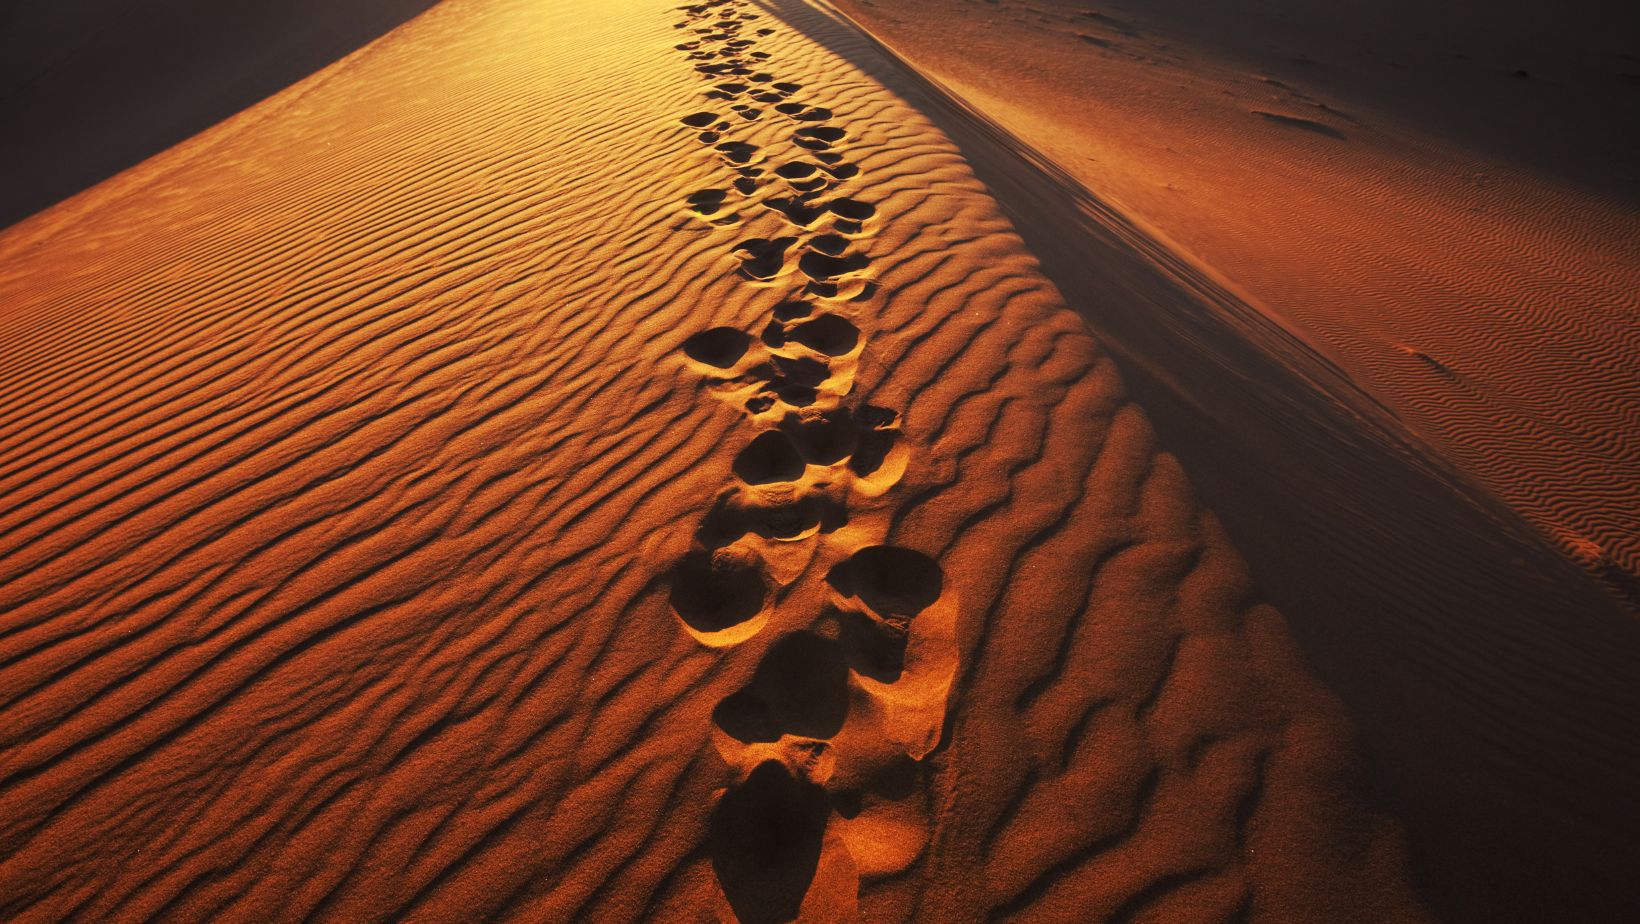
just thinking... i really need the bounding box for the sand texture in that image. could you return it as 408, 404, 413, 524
0, 0, 1634, 922
830, 0, 1640, 605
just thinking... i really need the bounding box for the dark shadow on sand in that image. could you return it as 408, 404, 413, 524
756, 1, 1640, 921
0, 0, 441, 229
710, 760, 830, 924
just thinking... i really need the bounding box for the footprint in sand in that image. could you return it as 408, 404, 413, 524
715, 140, 760, 165
776, 103, 834, 122
668, 546, 770, 643
706, 545, 954, 897
793, 125, 846, 151
732, 237, 795, 280
682, 325, 751, 368
763, 196, 829, 228
798, 247, 870, 284
781, 312, 861, 356
709, 759, 831, 924
773, 160, 833, 193
733, 430, 806, 485
697, 485, 845, 547
714, 631, 851, 744
827, 196, 874, 222
827, 545, 944, 621
685, 188, 730, 218
666, 2, 951, 911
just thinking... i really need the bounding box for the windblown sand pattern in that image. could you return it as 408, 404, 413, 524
0, 0, 1427, 920
830, 0, 1640, 605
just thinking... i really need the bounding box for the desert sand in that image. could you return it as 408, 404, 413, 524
0, 0, 1634, 922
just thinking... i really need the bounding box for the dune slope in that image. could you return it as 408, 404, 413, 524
815, 0, 1640, 919
0, 0, 440, 228
826, 0, 1640, 606
0, 0, 1431, 920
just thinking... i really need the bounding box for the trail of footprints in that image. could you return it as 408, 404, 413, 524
668, 1, 957, 918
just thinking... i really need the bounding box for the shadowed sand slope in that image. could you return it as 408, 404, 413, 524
813, 2, 1640, 919
0, 0, 1434, 920
827, 0, 1640, 607
0, 0, 440, 229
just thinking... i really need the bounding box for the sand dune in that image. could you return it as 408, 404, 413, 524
829, 0, 1640, 607
0, 0, 1438, 920
0, 0, 439, 228
0, 0, 1632, 921
816, 2, 1640, 917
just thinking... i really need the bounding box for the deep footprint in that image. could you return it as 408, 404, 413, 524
733, 237, 796, 280
686, 188, 729, 216
828, 197, 875, 221
837, 608, 910, 682
781, 407, 860, 465
669, 547, 768, 633
683, 326, 750, 367
733, 430, 806, 484
787, 313, 860, 356
764, 197, 829, 227
793, 126, 847, 151
710, 761, 830, 924
716, 141, 760, 165
713, 631, 851, 742
827, 546, 944, 617
799, 249, 870, 283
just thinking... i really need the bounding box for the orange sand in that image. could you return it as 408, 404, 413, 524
820, 0, 1640, 919
0, 0, 1634, 921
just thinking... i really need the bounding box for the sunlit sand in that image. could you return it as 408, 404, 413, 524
1, 0, 1634, 921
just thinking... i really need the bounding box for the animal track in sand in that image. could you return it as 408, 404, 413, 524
666, 0, 952, 912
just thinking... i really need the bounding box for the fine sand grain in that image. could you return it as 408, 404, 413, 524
2, 0, 1634, 921
830, 0, 1640, 606
0, 0, 441, 228
0, 0, 1434, 920
821, 2, 1640, 918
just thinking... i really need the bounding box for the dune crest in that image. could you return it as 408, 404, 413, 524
825, 0, 1640, 606
0, 0, 1434, 920
816, 1, 1640, 919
